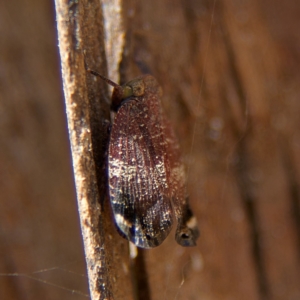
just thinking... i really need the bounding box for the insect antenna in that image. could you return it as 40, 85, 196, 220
86, 69, 120, 88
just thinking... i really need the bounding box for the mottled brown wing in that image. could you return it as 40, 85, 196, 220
108, 91, 173, 248
162, 116, 200, 246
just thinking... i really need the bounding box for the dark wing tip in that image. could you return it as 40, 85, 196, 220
129, 219, 174, 249
113, 210, 173, 249
131, 234, 165, 249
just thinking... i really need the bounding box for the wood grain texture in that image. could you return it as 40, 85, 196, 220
0, 1, 88, 300
120, 0, 300, 299
55, 0, 134, 299
1, 0, 300, 299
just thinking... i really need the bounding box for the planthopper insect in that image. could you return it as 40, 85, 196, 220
88, 69, 199, 248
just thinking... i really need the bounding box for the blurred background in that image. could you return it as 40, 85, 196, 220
0, 1, 88, 299
1, 0, 300, 299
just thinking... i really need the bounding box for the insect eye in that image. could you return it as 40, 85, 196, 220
121, 80, 145, 99
122, 86, 134, 99
130, 80, 145, 97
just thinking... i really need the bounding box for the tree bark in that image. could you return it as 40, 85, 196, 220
1, 0, 300, 300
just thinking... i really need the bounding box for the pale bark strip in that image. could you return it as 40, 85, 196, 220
54, 0, 133, 299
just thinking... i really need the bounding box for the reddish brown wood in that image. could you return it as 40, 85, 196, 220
0, 1, 88, 299
1, 0, 300, 299
120, 1, 300, 299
